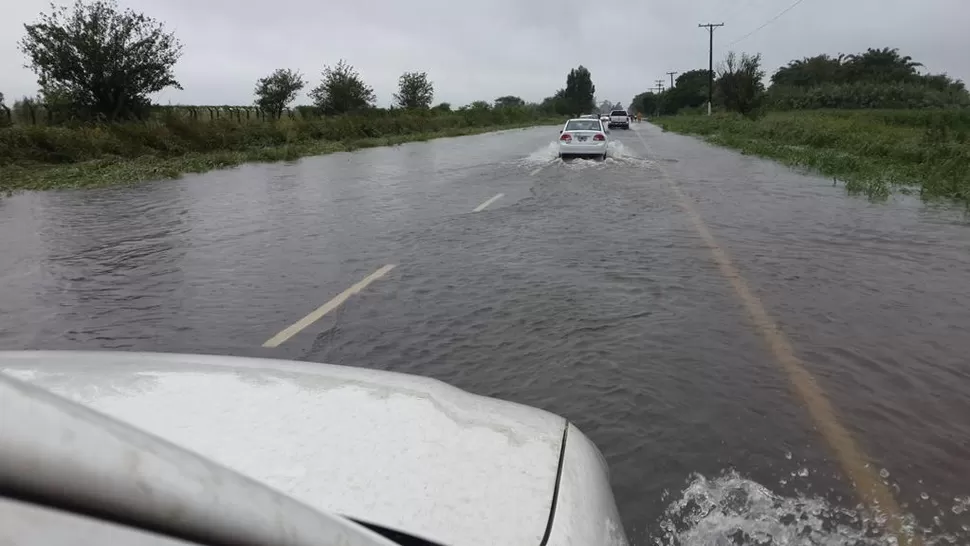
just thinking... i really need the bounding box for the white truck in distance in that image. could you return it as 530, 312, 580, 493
608, 110, 630, 129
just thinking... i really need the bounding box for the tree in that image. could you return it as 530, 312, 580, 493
843, 47, 922, 83
658, 69, 709, 114
19, 0, 182, 121
433, 102, 451, 112
630, 91, 661, 117
765, 47, 969, 110
254, 68, 305, 120
563, 66, 596, 115
772, 49, 932, 89
771, 54, 847, 88
0, 92, 9, 127
495, 95, 525, 108
715, 52, 765, 115
309, 60, 375, 115
394, 71, 434, 109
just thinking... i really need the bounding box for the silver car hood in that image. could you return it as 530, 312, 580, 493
0, 351, 566, 546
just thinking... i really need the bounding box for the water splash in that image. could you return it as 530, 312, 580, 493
606, 140, 643, 161
521, 140, 654, 169
523, 142, 560, 164
653, 472, 967, 546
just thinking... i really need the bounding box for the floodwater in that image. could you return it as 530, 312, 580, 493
1, 124, 969, 544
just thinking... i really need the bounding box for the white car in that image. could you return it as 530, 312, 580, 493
608, 110, 630, 130
558, 118, 610, 160
0, 350, 630, 546
600, 114, 610, 124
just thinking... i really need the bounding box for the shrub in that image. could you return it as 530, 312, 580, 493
0, 108, 559, 166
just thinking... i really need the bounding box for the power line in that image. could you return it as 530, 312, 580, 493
727, 0, 808, 47
666, 71, 678, 88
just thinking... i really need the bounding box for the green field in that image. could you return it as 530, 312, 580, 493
0, 109, 562, 192
655, 110, 970, 202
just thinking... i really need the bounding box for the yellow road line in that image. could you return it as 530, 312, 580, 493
473, 193, 504, 212
632, 129, 915, 545
262, 264, 396, 348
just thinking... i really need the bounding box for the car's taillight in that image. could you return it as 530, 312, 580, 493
560, 133, 571, 141
593, 133, 605, 141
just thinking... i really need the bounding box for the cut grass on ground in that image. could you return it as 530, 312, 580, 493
655, 110, 970, 203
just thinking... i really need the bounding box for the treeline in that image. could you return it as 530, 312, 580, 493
631, 47, 970, 117
0, 0, 596, 127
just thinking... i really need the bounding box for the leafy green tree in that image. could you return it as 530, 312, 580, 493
662, 70, 709, 114
19, 0, 182, 121
715, 52, 765, 115
843, 47, 922, 83
922, 74, 966, 93
495, 95, 525, 108
433, 102, 451, 112
394, 71, 434, 109
563, 66, 596, 115
630, 91, 661, 117
0, 92, 9, 126
771, 48, 949, 89
771, 54, 846, 88
766, 47, 968, 109
468, 100, 491, 110
254, 68, 305, 120
309, 60, 375, 115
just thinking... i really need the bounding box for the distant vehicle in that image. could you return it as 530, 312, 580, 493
0, 350, 630, 546
608, 110, 630, 130
600, 114, 610, 123
559, 118, 610, 160
580, 114, 599, 119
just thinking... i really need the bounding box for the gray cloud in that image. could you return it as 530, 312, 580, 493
2, 0, 967, 108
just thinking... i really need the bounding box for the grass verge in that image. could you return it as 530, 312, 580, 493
655, 110, 970, 202
0, 118, 560, 193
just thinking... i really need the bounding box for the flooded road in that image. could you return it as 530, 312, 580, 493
2, 124, 970, 544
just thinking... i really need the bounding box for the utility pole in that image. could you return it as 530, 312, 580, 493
666, 71, 678, 88
652, 81, 665, 116
698, 22, 724, 116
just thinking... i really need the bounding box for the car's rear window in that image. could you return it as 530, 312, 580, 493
565, 120, 602, 131
611, 110, 628, 116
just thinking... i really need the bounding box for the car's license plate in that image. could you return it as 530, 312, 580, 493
579, 136, 588, 142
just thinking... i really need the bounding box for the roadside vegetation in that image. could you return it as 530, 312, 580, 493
631, 48, 970, 202
0, 0, 600, 192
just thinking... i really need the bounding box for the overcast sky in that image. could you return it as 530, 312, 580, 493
2, 0, 966, 108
